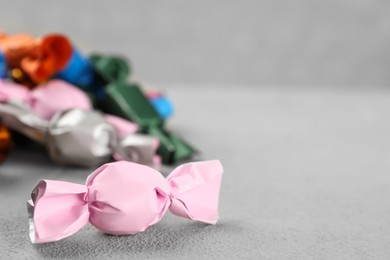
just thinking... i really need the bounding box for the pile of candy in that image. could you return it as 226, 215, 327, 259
0, 32, 196, 168
0, 31, 223, 244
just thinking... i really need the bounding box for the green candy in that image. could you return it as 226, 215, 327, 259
90, 54, 130, 84
96, 81, 196, 164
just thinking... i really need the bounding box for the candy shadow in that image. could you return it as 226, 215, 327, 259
33, 220, 245, 258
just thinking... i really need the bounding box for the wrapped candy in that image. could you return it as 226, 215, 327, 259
0, 33, 72, 85
28, 160, 223, 243
0, 30, 196, 166
98, 81, 195, 164
0, 78, 91, 122
0, 79, 161, 167
56, 50, 174, 119
56, 49, 193, 163
114, 133, 161, 167
0, 100, 48, 142
28, 79, 92, 120
56, 47, 96, 88
46, 109, 117, 167
47, 109, 160, 168
56, 51, 129, 96
89, 53, 130, 84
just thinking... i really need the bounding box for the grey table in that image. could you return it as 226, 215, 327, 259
1, 86, 390, 259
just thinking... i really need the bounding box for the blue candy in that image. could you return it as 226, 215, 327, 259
0, 50, 7, 78
56, 47, 94, 87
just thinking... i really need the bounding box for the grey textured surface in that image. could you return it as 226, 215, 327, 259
1, 0, 390, 86
1, 86, 390, 259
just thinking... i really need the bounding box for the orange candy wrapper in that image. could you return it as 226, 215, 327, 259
0, 33, 72, 84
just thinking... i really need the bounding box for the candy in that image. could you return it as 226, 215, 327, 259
0, 33, 72, 84
113, 133, 161, 168
28, 160, 223, 243
30, 79, 92, 120
0, 99, 48, 143
0, 30, 198, 167
0, 80, 161, 167
97, 81, 195, 164
56, 47, 95, 87
89, 53, 130, 84
46, 109, 116, 167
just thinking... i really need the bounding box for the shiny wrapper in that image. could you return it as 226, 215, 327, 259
56, 47, 95, 87
0, 100, 48, 142
89, 53, 130, 84
97, 82, 196, 164
46, 109, 116, 167
0, 33, 72, 84
114, 133, 158, 168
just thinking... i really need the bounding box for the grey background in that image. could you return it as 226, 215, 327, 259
1, 0, 390, 86
0, 1, 390, 259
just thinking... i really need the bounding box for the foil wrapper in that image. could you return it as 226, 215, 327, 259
114, 133, 159, 168
98, 81, 195, 164
0, 100, 48, 142
46, 109, 116, 167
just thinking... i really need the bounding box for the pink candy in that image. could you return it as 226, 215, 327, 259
28, 160, 223, 243
0, 79, 91, 120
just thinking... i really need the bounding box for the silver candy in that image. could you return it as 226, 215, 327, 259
0, 100, 48, 142
114, 133, 157, 167
46, 109, 117, 167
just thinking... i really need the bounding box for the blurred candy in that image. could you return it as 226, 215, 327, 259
0, 30, 196, 167
0, 79, 161, 167
0, 50, 6, 78
89, 53, 130, 84
0, 79, 31, 103
104, 114, 138, 139
0, 100, 48, 142
56, 49, 174, 120
46, 109, 116, 167
22, 34, 72, 83
0, 79, 91, 120
28, 160, 223, 243
56, 47, 95, 87
30, 80, 92, 120
0, 124, 12, 163
114, 133, 161, 169
97, 81, 195, 164
0, 33, 72, 84
0, 33, 36, 68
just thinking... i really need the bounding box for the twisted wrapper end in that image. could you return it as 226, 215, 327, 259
28, 180, 89, 244
21, 34, 72, 83
167, 160, 223, 224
